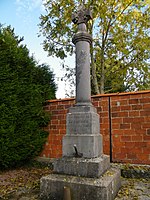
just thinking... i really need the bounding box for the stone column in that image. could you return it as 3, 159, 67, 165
72, 18, 92, 105
62, 5, 103, 158
40, 5, 121, 200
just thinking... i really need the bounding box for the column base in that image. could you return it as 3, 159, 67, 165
40, 167, 121, 200
64, 105, 102, 158
54, 154, 110, 178
63, 134, 103, 158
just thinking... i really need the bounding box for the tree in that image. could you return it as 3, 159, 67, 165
0, 25, 57, 169
39, 0, 150, 94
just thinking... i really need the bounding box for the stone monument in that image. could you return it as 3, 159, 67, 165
40, 4, 121, 200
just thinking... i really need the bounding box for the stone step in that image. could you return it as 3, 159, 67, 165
54, 154, 110, 178
40, 167, 121, 200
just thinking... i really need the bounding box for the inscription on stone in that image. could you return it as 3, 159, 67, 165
67, 113, 99, 135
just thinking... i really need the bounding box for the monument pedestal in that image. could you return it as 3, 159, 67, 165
40, 160, 121, 200
63, 105, 103, 158
40, 106, 121, 200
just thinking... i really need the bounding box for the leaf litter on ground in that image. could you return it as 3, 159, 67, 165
0, 162, 52, 199
0, 162, 150, 200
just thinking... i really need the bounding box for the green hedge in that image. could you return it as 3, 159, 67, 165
0, 26, 57, 169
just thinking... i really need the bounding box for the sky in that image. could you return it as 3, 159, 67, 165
0, 0, 74, 98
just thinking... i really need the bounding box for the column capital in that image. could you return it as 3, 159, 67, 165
72, 32, 92, 45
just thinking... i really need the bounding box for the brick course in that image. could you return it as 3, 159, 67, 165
40, 90, 150, 164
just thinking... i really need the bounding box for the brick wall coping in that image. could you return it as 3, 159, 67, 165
47, 90, 150, 103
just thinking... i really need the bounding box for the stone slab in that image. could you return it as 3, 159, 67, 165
54, 154, 110, 178
66, 111, 100, 135
40, 167, 121, 200
63, 134, 103, 158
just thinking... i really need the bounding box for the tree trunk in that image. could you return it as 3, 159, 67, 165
91, 56, 100, 94
89, 21, 100, 95
100, 40, 105, 94
91, 50, 100, 94
100, 68, 105, 94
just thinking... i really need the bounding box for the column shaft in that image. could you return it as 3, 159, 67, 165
75, 40, 91, 104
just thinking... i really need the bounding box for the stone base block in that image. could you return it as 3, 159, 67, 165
40, 167, 121, 200
63, 134, 103, 158
54, 154, 110, 178
66, 106, 100, 136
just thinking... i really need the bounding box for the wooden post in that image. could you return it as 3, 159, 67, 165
63, 186, 71, 200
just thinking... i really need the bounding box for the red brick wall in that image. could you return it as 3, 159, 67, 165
41, 90, 150, 164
